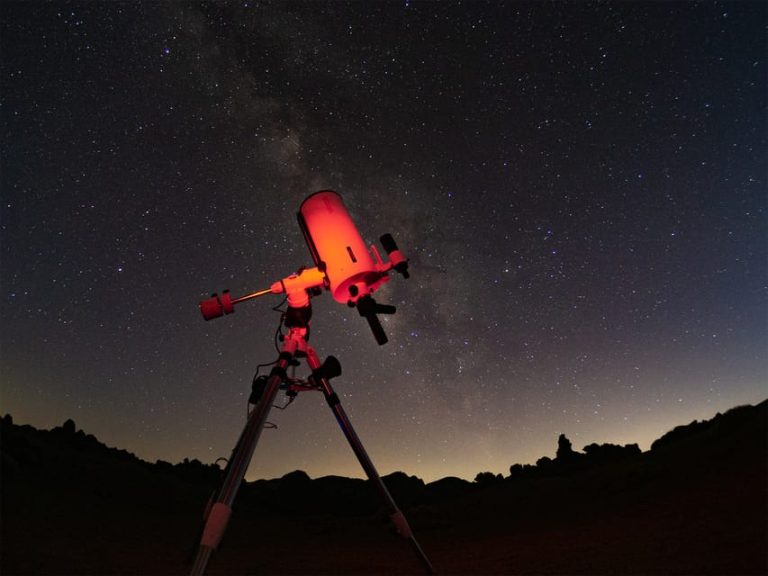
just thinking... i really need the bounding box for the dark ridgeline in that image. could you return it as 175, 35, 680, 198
505, 432, 642, 478
1, 401, 766, 575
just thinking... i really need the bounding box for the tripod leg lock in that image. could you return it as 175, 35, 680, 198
200, 502, 232, 550
389, 510, 413, 539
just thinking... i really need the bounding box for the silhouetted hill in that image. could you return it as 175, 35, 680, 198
1, 402, 765, 575
651, 401, 767, 455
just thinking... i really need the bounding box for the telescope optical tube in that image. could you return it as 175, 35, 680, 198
298, 190, 382, 303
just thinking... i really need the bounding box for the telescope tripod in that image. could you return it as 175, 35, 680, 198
190, 309, 435, 575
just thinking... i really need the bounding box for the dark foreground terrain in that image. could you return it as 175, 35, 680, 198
2, 400, 766, 575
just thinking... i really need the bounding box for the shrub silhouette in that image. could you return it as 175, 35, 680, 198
474, 471, 503, 485
508, 463, 537, 478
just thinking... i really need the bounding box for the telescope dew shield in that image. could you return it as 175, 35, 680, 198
298, 190, 385, 303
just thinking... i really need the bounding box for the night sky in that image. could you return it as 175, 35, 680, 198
1, 1, 765, 483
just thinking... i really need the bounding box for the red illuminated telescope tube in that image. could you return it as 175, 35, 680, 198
198, 190, 408, 343
297, 190, 390, 304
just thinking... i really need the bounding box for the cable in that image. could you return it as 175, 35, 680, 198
272, 295, 288, 354
271, 295, 288, 313
246, 298, 289, 419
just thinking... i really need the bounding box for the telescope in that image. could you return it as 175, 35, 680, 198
190, 191, 433, 575
199, 190, 409, 344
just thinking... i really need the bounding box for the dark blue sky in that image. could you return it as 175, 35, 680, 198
1, 1, 765, 481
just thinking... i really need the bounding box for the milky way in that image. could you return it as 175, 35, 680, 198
1, 2, 765, 481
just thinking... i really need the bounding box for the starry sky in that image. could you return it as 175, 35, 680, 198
1, 1, 765, 483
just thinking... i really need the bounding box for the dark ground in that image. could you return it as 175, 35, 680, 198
2, 401, 766, 575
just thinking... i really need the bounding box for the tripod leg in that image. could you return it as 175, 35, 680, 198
306, 349, 436, 574
189, 351, 294, 576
